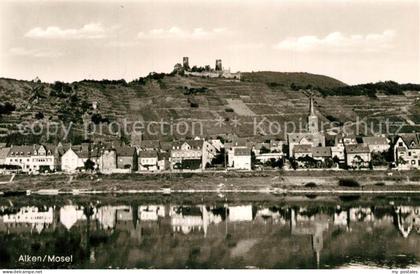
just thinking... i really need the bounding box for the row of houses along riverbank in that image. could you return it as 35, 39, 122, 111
0, 98, 419, 174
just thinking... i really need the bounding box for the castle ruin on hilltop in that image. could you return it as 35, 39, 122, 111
174, 57, 241, 80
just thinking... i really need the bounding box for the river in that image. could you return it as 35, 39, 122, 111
0, 193, 419, 269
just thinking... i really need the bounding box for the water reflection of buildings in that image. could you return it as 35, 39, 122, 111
290, 208, 329, 268
0, 204, 418, 237
394, 206, 420, 238
1, 202, 420, 268
0, 206, 54, 234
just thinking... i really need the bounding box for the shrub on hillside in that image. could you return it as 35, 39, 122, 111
35, 112, 44, 120
91, 113, 110, 124
0, 102, 16, 115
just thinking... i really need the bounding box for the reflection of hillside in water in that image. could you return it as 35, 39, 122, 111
0, 200, 420, 268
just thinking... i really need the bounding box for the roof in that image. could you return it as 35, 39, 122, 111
139, 150, 158, 158
293, 144, 312, 154
115, 146, 136, 157
158, 152, 170, 160
43, 144, 57, 153
288, 132, 325, 144
185, 140, 204, 149
233, 147, 251, 156
74, 149, 90, 159
0, 147, 10, 159
254, 142, 270, 150
345, 144, 370, 154
173, 140, 203, 150
140, 140, 160, 149
362, 136, 389, 146
8, 145, 34, 157
68, 146, 99, 159
397, 134, 420, 149
160, 141, 173, 151
311, 147, 332, 157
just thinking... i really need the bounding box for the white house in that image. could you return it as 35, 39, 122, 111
5, 145, 56, 173
5, 145, 33, 172
139, 150, 158, 171
229, 147, 251, 170
30, 145, 56, 172
331, 135, 346, 163
394, 134, 420, 170
255, 153, 283, 163
293, 144, 312, 159
345, 144, 371, 168
61, 147, 86, 172
312, 147, 332, 162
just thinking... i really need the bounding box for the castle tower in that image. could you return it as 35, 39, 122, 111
308, 97, 319, 133
215, 59, 222, 71
183, 57, 190, 70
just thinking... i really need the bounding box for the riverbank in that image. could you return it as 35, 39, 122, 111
1, 170, 420, 194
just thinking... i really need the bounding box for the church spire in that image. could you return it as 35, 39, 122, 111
309, 96, 315, 116
308, 96, 318, 133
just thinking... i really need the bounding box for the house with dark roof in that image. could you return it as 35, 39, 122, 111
362, 136, 390, 153
345, 144, 371, 168
116, 146, 137, 171
5, 145, 57, 173
394, 133, 420, 170
293, 145, 313, 159
312, 147, 332, 162
170, 140, 204, 170
139, 140, 160, 151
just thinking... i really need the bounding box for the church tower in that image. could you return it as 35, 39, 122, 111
308, 96, 318, 133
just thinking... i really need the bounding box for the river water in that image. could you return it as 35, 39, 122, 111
0, 193, 419, 269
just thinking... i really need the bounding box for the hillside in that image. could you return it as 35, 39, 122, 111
241, 71, 347, 89
0, 73, 419, 145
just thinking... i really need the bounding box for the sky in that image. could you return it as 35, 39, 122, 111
0, 0, 419, 84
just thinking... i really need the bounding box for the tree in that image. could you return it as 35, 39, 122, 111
84, 159, 95, 171
289, 157, 298, 170
324, 157, 334, 168
0, 102, 16, 115
351, 155, 365, 169
398, 156, 408, 165
35, 112, 44, 120
371, 151, 389, 167
260, 146, 271, 154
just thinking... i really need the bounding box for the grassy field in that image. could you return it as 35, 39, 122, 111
1, 170, 420, 193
